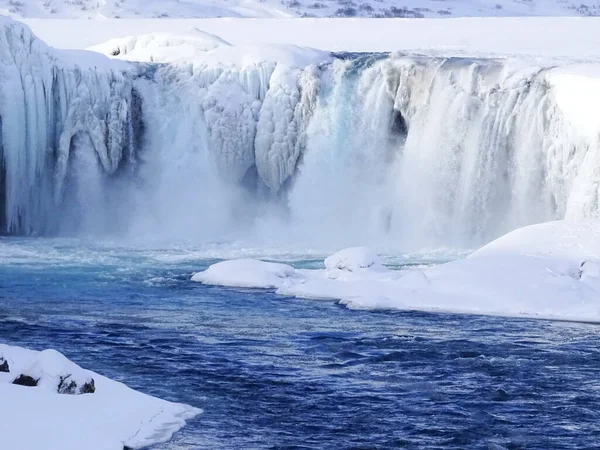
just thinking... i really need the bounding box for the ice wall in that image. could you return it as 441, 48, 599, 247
0, 18, 140, 234
1, 19, 599, 249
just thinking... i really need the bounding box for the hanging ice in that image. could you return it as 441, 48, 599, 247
0, 17, 140, 234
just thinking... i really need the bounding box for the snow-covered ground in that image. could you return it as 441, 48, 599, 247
0, 344, 200, 450
193, 220, 600, 322
3, 0, 600, 19
22, 17, 600, 60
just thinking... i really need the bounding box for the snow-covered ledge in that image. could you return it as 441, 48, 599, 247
0, 344, 200, 450
192, 220, 600, 322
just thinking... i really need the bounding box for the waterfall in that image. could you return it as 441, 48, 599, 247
0, 18, 598, 249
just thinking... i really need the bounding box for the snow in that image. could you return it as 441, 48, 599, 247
21, 17, 600, 61
546, 65, 600, 137
0, 344, 200, 450
3, 0, 600, 19
193, 220, 600, 322
90, 30, 331, 68
88, 28, 232, 63
0, 0, 293, 19
192, 258, 302, 288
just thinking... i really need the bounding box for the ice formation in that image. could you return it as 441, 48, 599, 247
0, 18, 140, 234
0, 18, 599, 250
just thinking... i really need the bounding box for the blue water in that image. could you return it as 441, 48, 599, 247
1, 238, 600, 449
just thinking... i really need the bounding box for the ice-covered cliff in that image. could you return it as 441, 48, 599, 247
0, 18, 599, 249
0, 17, 141, 234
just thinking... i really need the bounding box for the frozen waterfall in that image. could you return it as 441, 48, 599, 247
0, 19, 598, 249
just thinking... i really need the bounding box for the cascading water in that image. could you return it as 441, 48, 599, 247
0, 19, 598, 250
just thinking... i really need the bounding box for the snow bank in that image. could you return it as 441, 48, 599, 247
88, 28, 232, 63
24, 17, 600, 61
0, 344, 200, 450
342, 220, 600, 321
89, 29, 331, 69
192, 259, 302, 288
193, 220, 600, 322
345, 220, 600, 321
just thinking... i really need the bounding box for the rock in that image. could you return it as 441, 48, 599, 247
493, 388, 509, 402
0, 358, 9, 373
578, 260, 600, 280
55, 374, 95, 395
80, 378, 96, 394
12, 374, 39, 387
57, 375, 78, 394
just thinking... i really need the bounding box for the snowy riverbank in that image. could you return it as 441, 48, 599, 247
193, 220, 600, 322
0, 344, 200, 450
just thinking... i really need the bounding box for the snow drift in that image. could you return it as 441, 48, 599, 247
193, 220, 600, 322
0, 343, 201, 450
192, 258, 301, 288
0, 18, 599, 250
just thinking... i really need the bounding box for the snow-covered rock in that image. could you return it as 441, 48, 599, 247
324, 247, 386, 273
0, 346, 95, 394
192, 258, 303, 288
0, 344, 201, 450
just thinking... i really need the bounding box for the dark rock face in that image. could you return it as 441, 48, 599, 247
56, 374, 96, 394
12, 374, 39, 387
80, 378, 96, 394
0, 358, 9, 373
